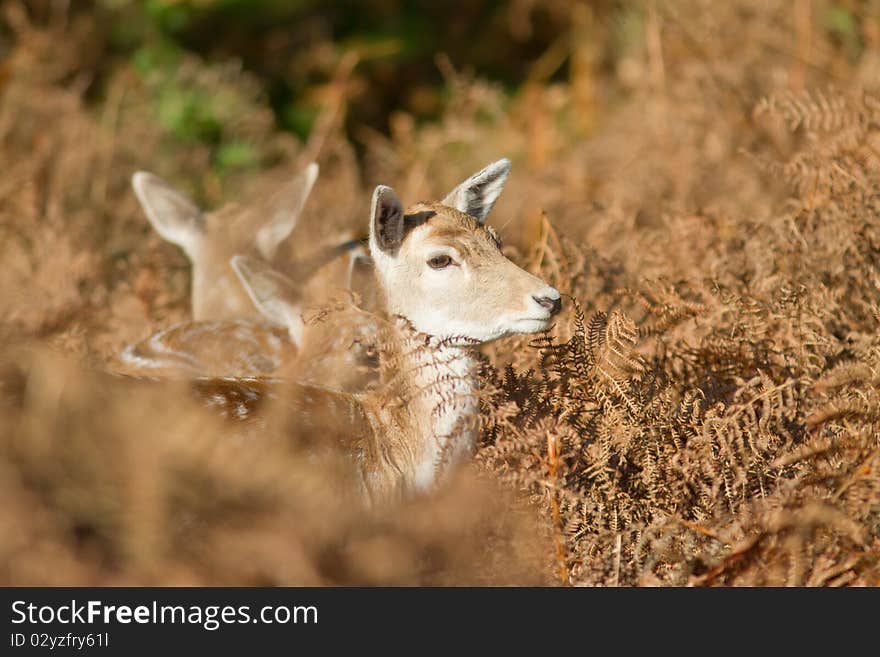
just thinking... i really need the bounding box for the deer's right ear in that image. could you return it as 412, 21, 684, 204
255, 162, 319, 260
441, 158, 510, 224
132, 172, 204, 254
230, 255, 304, 346
370, 185, 405, 255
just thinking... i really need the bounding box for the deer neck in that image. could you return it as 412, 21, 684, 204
394, 329, 480, 492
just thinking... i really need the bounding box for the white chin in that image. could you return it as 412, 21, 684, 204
509, 318, 552, 334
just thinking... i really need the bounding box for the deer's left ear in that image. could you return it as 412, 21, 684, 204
442, 158, 510, 224
369, 185, 405, 255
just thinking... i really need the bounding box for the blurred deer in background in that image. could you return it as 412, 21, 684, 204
198, 160, 563, 501
132, 163, 321, 320
119, 245, 374, 383
124, 163, 378, 385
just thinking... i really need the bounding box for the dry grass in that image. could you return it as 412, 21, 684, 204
2, 0, 879, 585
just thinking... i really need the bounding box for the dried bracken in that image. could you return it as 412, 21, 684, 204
2, 0, 880, 585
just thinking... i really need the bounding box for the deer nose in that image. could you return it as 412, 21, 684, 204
533, 294, 562, 316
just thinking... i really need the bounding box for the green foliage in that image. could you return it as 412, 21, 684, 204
215, 141, 259, 171
131, 42, 182, 75
156, 84, 222, 144
86, 0, 584, 140
823, 5, 863, 59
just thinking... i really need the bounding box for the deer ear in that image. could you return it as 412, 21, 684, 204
132, 172, 204, 255
255, 162, 319, 260
230, 255, 304, 346
369, 185, 405, 255
441, 158, 510, 224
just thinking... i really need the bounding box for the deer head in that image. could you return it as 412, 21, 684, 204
368, 159, 561, 342
131, 163, 319, 320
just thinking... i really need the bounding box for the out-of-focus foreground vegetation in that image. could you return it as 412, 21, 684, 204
1, 0, 879, 585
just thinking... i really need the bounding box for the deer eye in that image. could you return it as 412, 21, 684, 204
427, 254, 454, 269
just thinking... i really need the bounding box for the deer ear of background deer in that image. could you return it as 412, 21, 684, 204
441, 158, 510, 223
132, 171, 204, 256
370, 185, 405, 254
230, 255, 304, 346
255, 162, 319, 260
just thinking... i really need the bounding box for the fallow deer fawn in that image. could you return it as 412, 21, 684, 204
199, 159, 562, 501
119, 242, 372, 382
125, 163, 374, 382
131, 163, 319, 321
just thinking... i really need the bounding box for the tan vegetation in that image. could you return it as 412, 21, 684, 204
1, 0, 879, 585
